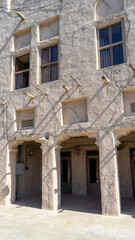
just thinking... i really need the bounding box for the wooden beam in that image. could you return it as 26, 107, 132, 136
71, 75, 81, 86
17, 12, 26, 20
33, 84, 48, 95
0, 100, 5, 105
129, 64, 135, 73
102, 76, 110, 84
25, 92, 35, 99
63, 85, 69, 92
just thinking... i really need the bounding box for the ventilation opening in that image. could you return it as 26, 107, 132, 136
21, 119, 34, 129
130, 103, 135, 113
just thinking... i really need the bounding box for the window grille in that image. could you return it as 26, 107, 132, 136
99, 22, 124, 68
130, 103, 135, 113
41, 45, 58, 83
21, 119, 34, 129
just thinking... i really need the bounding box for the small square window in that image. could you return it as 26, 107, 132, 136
41, 45, 58, 83
15, 54, 30, 89
98, 22, 125, 68
130, 103, 135, 113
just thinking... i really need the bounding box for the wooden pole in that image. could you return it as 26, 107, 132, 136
71, 75, 81, 86
63, 85, 69, 92
33, 84, 48, 95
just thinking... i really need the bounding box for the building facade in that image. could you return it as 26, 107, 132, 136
0, 0, 135, 216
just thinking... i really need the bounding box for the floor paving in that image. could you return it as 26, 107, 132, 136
0, 195, 135, 240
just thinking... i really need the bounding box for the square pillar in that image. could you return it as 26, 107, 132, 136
0, 140, 9, 205
99, 131, 121, 216
40, 138, 61, 211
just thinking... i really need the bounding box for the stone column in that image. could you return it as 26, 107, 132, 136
7, 140, 24, 205
99, 130, 121, 216
7, 147, 18, 204
0, 139, 8, 205
40, 137, 60, 210
54, 146, 61, 210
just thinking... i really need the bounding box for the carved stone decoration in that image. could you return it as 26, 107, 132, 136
96, 0, 123, 20
113, 128, 134, 146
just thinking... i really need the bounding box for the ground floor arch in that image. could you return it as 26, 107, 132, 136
117, 131, 135, 214
9, 140, 42, 208
60, 136, 102, 213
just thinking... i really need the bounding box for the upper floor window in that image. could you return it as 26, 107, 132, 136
15, 54, 29, 89
99, 22, 125, 68
41, 45, 58, 83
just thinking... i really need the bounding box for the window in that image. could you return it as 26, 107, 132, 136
16, 108, 35, 131
15, 54, 29, 89
99, 22, 124, 68
41, 45, 58, 83
130, 103, 135, 113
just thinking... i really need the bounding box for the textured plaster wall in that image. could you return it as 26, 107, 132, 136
0, 0, 135, 215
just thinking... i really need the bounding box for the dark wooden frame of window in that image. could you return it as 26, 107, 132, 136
41, 45, 58, 83
98, 20, 125, 69
15, 53, 30, 89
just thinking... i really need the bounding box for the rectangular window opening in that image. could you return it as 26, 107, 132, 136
130, 103, 135, 113
99, 21, 125, 69
15, 54, 30, 89
41, 45, 58, 83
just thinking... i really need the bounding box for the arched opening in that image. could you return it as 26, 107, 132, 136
15, 141, 42, 208
118, 131, 135, 215
60, 136, 101, 214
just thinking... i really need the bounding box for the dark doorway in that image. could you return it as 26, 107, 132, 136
61, 152, 72, 194
86, 151, 100, 195
130, 149, 135, 197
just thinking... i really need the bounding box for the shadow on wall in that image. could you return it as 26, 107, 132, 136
0, 20, 22, 54
0, 185, 9, 204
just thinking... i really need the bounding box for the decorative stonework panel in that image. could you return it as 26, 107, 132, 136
96, 0, 123, 20
62, 98, 88, 125
14, 28, 31, 50
16, 108, 35, 130
40, 17, 59, 41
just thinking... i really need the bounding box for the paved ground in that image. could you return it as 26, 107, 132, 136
0, 196, 135, 240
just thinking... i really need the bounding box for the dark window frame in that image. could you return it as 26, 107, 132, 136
15, 53, 30, 90
98, 20, 125, 69
41, 44, 58, 83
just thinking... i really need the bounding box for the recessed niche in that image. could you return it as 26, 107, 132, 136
123, 90, 135, 117
14, 28, 31, 50
96, 0, 123, 20
16, 108, 35, 130
40, 16, 59, 41
62, 98, 88, 125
